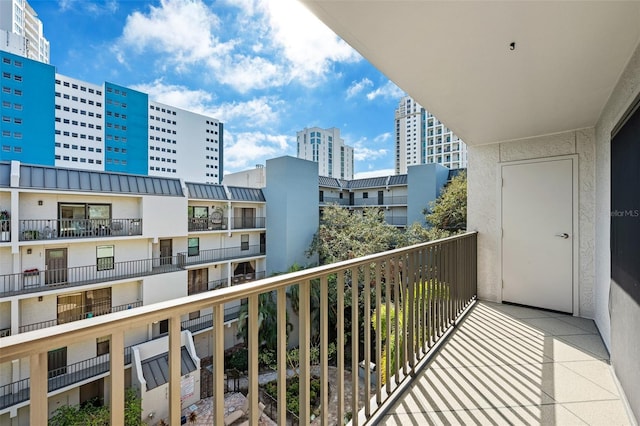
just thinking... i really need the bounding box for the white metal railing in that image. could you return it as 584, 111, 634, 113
0, 232, 476, 425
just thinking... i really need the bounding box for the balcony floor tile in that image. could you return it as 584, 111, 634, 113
380, 301, 633, 425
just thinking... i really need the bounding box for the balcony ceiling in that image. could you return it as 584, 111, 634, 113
298, 1, 640, 145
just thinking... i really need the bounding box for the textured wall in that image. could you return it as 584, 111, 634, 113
467, 130, 596, 317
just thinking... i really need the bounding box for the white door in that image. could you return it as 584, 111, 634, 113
502, 158, 574, 313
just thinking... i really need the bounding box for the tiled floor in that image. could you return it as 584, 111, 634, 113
379, 301, 634, 425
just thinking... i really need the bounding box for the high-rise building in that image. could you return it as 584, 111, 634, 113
296, 127, 354, 180
394, 96, 467, 174
0, 0, 50, 64
1, 51, 223, 183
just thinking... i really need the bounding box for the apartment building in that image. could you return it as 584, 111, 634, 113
0, 161, 265, 423
1, 51, 224, 183
296, 127, 354, 180
395, 95, 468, 174
319, 163, 452, 227
0, 0, 49, 64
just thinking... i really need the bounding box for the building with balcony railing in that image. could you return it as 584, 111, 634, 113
0, 160, 270, 423
319, 163, 454, 227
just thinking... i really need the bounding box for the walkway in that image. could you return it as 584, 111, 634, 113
380, 301, 634, 425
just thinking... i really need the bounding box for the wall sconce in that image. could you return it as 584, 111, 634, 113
38, 200, 43, 206
38, 296, 43, 302
26, 249, 32, 254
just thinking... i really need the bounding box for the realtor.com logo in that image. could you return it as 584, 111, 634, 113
611, 210, 640, 217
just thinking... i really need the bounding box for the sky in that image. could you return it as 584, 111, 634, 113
30, 0, 405, 178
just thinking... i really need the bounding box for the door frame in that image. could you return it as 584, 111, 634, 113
497, 154, 580, 315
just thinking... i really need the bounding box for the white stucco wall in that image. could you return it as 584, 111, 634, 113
142, 270, 187, 305
467, 129, 596, 318
141, 194, 187, 238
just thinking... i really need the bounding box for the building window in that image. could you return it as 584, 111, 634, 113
363, 192, 368, 199
97, 245, 114, 271
241, 234, 249, 251
188, 237, 199, 256
96, 337, 110, 356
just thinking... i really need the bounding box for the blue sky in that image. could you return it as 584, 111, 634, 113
31, 0, 405, 177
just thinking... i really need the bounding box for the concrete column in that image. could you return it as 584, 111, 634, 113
29, 352, 47, 425
110, 331, 125, 426
168, 316, 181, 425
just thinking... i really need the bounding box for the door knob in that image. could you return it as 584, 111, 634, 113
555, 233, 569, 239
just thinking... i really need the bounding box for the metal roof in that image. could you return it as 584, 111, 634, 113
185, 182, 228, 200
141, 347, 197, 391
319, 174, 408, 190
387, 175, 407, 186
319, 176, 342, 188
14, 164, 183, 196
228, 186, 265, 202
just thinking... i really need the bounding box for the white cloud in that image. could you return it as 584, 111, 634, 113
354, 169, 396, 179
118, 0, 234, 66
263, 0, 362, 85
351, 137, 388, 162
366, 81, 404, 101
346, 78, 373, 99
131, 79, 282, 128
374, 132, 392, 144
224, 131, 293, 171
59, 0, 118, 15
115, 0, 362, 92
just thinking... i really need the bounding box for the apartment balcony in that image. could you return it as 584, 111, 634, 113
350, 196, 408, 207
178, 245, 266, 268
19, 218, 143, 241
0, 346, 134, 411
0, 233, 481, 424
188, 217, 229, 232
231, 217, 266, 230
180, 304, 245, 334
320, 196, 349, 206
0, 256, 182, 298
232, 270, 266, 285
385, 216, 407, 227
18, 301, 143, 334
0, 220, 9, 242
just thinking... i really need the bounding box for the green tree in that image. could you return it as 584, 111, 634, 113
424, 171, 467, 234
237, 292, 291, 354
49, 388, 143, 426
307, 205, 401, 264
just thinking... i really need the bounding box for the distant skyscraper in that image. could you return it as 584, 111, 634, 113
395, 96, 467, 174
296, 127, 354, 180
0, 0, 50, 64
1, 51, 223, 183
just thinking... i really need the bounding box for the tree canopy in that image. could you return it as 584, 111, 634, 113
307, 205, 401, 264
424, 171, 467, 234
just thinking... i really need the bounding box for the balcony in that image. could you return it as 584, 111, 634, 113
320, 196, 349, 206
231, 217, 266, 230
178, 245, 266, 267
19, 218, 143, 241
385, 216, 407, 227
18, 301, 143, 333
188, 217, 228, 232
0, 233, 479, 424
0, 220, 9, 242
0, 346, 134, 411
0, 256, 182, 298
180, 304, 245, 334
232, 270, 266, 285
352, 196, 408, 207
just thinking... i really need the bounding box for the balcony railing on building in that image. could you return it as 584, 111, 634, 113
178, 245, 266, 268
0, 219, 10, 242
0, 232, 476, 425
18, 301, 143, 333
0, 346, 134, 411
231, 217, 266, 230
0, 244, 266, 297
188, 217, 229, 232
19, 218, 143, 241
385, 216, 407, 226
